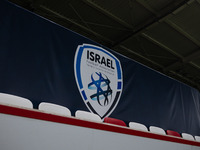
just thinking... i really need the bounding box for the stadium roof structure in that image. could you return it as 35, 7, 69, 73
9, 0, 200, 91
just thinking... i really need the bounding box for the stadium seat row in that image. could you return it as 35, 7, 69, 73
0, 92, 200, 142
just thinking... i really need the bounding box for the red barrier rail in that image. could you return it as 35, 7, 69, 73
0, 104, 200, 147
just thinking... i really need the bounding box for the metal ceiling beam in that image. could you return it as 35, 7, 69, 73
142, 32, 200, 72
190, 62, 200, 70
39, 5, 113, 44
118, 45, 164, 68
132, 0, 200, 87
111, 0, 190, 48
118, 45, 200, 90
135, 0, 158, 16
141, 33, 183, 58
165, 19, 200, 47
197, 0, 200, 5
82, 0, 133, 29
168, 70, 199, 89
165, 49, 200, 70
140, 32, 200, 86
164, 18, 200, 71
184, 50, 200, 62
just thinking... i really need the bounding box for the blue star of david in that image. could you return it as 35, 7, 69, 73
88, 72, 112, 106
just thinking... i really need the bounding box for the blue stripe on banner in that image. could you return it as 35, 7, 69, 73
117, 81, 121, 89
81, 90, 87, 100
76, 46, 84, 89
116, 61, 122, 80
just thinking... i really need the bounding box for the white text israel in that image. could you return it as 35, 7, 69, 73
87, 50, 115, 69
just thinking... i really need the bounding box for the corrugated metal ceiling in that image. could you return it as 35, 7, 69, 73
8, 0, 200, 91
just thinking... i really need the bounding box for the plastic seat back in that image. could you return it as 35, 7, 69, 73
149, 126, 166, 135
0, 93, 33, 108
129, 122, 148, 132
195, 136, 200, 142
104, 117, 127, 127
166, 130, 181, 137
75, 110, 102, 123
182, 133, 194, 140
39, 102, 71, 117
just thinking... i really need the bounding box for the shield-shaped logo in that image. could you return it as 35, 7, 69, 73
74, 44, 123, 119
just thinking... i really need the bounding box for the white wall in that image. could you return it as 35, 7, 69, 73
1, 113, 199, 150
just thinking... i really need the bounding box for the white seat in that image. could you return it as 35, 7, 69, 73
182, 133, 194, 140
75, 110, 102, 123
195, 136, 200, 142
129, 122, 148, 132
0, 93, 33, 108
39, 102, 71, 117
149, 126, 166, 135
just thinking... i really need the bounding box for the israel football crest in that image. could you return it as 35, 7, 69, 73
74, 44, 123, 119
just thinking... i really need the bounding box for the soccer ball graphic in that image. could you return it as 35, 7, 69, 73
88, 72, 112, 106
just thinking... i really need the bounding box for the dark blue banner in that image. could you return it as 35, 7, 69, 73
0, 0, 200, 136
